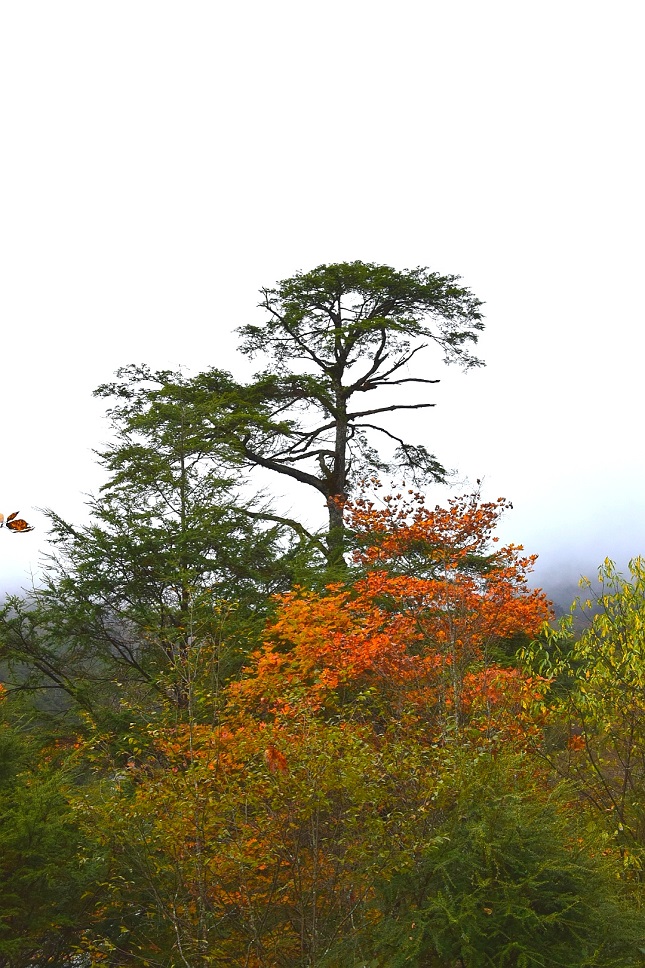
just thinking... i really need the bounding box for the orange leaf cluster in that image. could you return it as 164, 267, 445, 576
231, 490, 551, 744
264, 743, 288, 773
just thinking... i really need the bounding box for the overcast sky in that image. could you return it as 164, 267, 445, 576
1, 1, 643, 602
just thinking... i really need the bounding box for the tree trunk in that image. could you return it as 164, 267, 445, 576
326, 493, 346, 568
326, 387, 348, 567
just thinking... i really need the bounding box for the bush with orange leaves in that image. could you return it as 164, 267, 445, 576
230, 488, 551, 745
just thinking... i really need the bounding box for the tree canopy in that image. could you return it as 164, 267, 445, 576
197, 261, 485, 564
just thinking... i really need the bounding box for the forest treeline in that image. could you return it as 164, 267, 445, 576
1, 263, 645, 967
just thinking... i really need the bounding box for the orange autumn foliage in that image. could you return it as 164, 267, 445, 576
231, 490, 551, 742
264, 743, 289, 774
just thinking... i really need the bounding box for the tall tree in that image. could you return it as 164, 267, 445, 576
0, 366, 302, 717
223, 261, 484, 564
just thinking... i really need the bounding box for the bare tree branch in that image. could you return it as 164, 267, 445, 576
347, 402, 437, 420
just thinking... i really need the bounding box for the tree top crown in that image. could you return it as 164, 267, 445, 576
237, 260, 485, 372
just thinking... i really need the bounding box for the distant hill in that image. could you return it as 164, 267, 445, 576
535, 570, 607, 633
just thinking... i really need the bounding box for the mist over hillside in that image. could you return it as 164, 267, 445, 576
532, 553, 641, 629
535, 572, 596, 623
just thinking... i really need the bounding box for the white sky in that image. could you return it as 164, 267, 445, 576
1, 1, 643, 602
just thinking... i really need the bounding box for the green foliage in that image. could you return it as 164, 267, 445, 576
523, 557, 645, 855
91, 363, 306, 609
365, 753, 645, 968
240, 261, 484, 369
0, 365, 308, 721
231, 261, 485, 562
0, 699, 102, 967
72, 716, 401, 967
